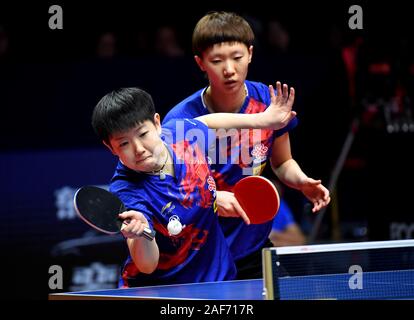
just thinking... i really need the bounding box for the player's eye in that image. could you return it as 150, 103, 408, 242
139, 131, 148, 137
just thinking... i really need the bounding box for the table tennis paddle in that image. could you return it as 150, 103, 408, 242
73, 185, 156, 241
234, 176, 280, 224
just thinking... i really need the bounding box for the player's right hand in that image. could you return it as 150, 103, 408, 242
119, 210, 151, 239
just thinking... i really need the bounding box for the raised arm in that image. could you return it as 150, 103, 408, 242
196, 82, 296, 130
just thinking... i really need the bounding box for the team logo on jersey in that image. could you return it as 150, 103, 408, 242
252, 162, 267, 176
161, 202, 175, 216
213, 199, 218, 213
167, 215, 185, 236
251, 144, 268, 176
251, 143, 268, 163
207, 175, 217, 198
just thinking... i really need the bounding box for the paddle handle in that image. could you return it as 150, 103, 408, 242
142, 227, 156, 241
121, 218, 156, 241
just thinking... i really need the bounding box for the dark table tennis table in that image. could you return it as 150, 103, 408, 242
49, 269, 414, 300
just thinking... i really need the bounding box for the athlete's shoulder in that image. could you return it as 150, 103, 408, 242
163, 117, 208, 133
245, 80, 270, 102
163, 88, 206, 124
110, 162, 146, 191
109, 173, 153, 213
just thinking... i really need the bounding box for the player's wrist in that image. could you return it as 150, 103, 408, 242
255, 113, 268, 129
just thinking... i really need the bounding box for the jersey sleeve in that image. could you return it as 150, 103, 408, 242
274, 116, 298, 137
247, 80, 299, 138
162, 89, 206, 125
162, 118, 216, 156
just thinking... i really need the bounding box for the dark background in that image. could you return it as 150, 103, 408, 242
0, 1, 413, 300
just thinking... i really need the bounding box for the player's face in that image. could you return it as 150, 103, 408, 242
195, 42, 252, 95
105, 114, 165, 172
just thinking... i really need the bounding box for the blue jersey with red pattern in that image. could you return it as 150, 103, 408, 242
163, 80, 298, 260
110, 119, 236, 287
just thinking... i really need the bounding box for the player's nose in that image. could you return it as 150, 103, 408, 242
133, 138, 146, 155
223, 61, 235, 76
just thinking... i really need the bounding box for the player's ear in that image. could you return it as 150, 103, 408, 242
194, 55, 205, 71
248, 45, 253, 63
103, 140, 116, 156
154, 113, 162, 134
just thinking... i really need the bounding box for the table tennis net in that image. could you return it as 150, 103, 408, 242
262, 240, 414, 300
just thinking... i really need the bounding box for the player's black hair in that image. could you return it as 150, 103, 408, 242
92, 87, 156, 144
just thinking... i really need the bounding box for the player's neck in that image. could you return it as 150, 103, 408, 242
161, 149, 175, 178
204, 84, 247, 114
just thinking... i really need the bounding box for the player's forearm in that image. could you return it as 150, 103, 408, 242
271, 159, 308, 190
128, 238, 159, 274
196, 113, 265, 129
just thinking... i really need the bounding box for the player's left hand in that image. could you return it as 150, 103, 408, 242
216, 191, 251, 225
299, 178, 331, 213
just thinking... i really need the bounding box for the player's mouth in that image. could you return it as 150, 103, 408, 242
224, 80, 237, 86
136, 156, 151, 164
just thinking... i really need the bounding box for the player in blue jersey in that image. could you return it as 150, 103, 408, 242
163, 11, 330, 279
91, 84, 296, 287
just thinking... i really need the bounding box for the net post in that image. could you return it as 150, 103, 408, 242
262, 248, 281, 300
